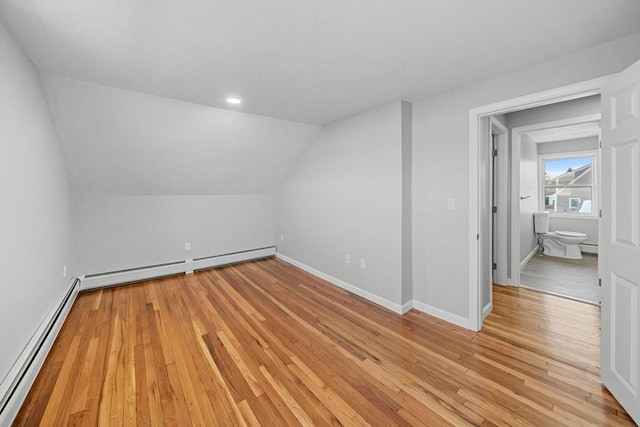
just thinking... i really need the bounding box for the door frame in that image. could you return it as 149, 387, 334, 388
491, 117, 509, 288
509, 114, 602, 287
468, 75, 611, 331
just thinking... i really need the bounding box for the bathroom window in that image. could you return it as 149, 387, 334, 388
539, 152, 597, 216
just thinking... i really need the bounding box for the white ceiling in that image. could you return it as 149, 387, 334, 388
1, 0, 639, 125
527, 122, 601, 143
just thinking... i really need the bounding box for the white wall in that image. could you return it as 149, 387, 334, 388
519, 134, 539, 262
73, 194, 275, 275
401, 101, 413, 304
507, 94, 600, 128
277, 101, 406, 307
548, 217, 599, 246
39, 75, 320, 276
0, 23, 73, 384
537, 135, 599, 156
412, 33, 639, 319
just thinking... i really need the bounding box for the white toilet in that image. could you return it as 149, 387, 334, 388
533, 212, 588, 259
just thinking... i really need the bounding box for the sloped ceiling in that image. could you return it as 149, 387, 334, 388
1, 0, 639, 125
42, 74, 320, 195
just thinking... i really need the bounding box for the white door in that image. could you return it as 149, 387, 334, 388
479, 117, 493, 320
600, 59, 640, 425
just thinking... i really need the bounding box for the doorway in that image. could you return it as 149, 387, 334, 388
469, 62, 640, 424
468, 76, 608, 331
499, 108, 602, 305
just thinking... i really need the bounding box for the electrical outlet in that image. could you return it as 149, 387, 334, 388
280, 234, 284, 242
359, 258, 365, 269
345, 254, 350, 264
185, 242, 191, 251
63, 265, 67, 278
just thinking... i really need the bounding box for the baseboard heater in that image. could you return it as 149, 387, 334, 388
580, 243, 598, 254
80, 246, 276, 290
0, 278, 80, 426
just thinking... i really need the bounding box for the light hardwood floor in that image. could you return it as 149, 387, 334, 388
14, 258, 633, 426
520, 253, 599, 304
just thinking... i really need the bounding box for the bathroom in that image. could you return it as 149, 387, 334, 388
493, 94, 600, 304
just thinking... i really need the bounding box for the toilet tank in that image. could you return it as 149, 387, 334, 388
533, 212, 549, 234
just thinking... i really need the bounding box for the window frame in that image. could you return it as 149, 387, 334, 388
538, 150, 598, 217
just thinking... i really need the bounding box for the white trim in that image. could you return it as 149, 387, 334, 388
520, 246, 539, 270
482, 301, 493, 320
0, 278, 79, 426
275, 253, 475, 328
468, 75, 612, 332
401, 300, 414, 314
492, 117, 510, 287
411, 300, 473, 330
581, 244, 599, 254
81, 247, 276, 290
275, 253, 405, 314
510, 126, 523, 288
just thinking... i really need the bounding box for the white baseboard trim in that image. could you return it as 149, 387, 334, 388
400, 300, 413, 314
275, 253, 475, 329
520, 246, 539, 270
275, 253, 405, 314
0, 278, 80, 426
580, 244, 598, 254
81, 246, 276, 290
411, 300, 473, 330
482, 302, 493, 320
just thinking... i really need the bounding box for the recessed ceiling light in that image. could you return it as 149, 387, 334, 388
226, 97, 242, 105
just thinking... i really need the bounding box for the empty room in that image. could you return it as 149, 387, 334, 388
1, 1, 639, 425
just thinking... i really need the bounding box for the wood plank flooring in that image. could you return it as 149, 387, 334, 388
520, 253, 599, 304
13, 258, 634, 426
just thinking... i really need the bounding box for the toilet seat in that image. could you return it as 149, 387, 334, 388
556, 230, 587, 238
540, 230, 588, 259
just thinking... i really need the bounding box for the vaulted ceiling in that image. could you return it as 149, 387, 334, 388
2, 0, 639, 125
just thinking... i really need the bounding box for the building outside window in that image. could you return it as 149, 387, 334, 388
539, 152, 597, 216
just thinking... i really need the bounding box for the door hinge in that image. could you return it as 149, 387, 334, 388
599, 209, 602, 218
598, 278, 602, 287
493, 149, 498, 157
477, 233, 480, 241
492, 262, 497, 270
492, 206, 497, 214
599, 140, 602, 149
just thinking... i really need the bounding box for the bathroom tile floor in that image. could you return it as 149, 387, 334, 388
519, 253, 599, 304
